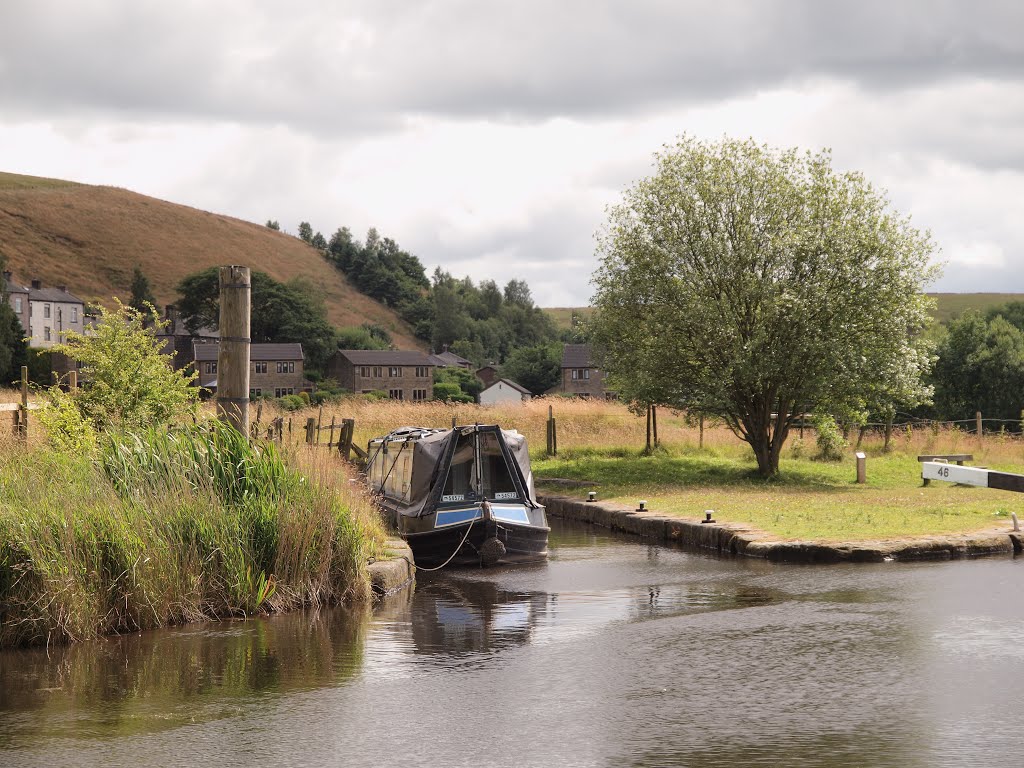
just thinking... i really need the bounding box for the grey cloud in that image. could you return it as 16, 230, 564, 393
2, 0, 1022, 133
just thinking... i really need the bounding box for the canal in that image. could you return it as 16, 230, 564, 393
1, 519, 1021, 767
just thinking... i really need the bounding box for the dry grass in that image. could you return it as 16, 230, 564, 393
0, 171, 423, 348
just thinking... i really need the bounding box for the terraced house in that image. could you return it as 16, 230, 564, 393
193, 342, 307, 398
327, 349, 434, 401
4, 277, 85, 348
1, 271, 29, 334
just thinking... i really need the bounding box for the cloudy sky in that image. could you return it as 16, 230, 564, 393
2, 0, 1022, 306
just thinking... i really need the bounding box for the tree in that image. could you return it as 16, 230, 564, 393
297, 221, 313, 243
0, 253, 28, 385
175, 268, 337, 373
931, 313, 1024, 423
38, 301, 198, 448
265, 220, 280, 231
590, 136, 937, 477
501, 343, 561, 394
129, 265, 157, 314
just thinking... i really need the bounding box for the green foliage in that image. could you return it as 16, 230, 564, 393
930, 312, 1024, 422
0, 300, 28, 386
265, 219, 280, 230
434, 366, 483, 401
175, 268, 336, 373
500, 343, 561, 394
432, 381, 463, 402
39, 301, 198, 443
298, 221, 313, 243
590, 135, 937, 477
128, 265, 156, 314
336, 323, 392, 350
810, 413, 847, 461
277, 394, 305, 411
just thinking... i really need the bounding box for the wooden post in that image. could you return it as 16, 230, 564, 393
340, 418, 354, 459
68, 370, 77, 393
19, 365, 28, 440
546, 405, 554, 455
652, 405, 658, 447
699, 413, 704, 449
551, 416, 557, 456
646, 404, 652, 452
976, 410, 983, 441
215, 266, 251, 437
316, 405, 323, 444
305, 417, 316, 444
884, 415, 893, 451
328, 417, 336, 447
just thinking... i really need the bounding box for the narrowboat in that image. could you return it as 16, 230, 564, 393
366, 424, 549, 568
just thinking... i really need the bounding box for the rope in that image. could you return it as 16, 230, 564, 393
399, 518, 477, 572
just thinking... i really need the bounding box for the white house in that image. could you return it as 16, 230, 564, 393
479, 378, 532, 406
26, 279, 85, 348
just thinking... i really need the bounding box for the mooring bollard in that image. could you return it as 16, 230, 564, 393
702, 510, 715, 524
1013, 512, 1020, 532
586, 491, 597, 502
636, 500, 648, 512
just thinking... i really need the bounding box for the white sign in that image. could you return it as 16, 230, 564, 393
921, 462, 990, 488
441, 494, 466, 502
494, 492, 518, 500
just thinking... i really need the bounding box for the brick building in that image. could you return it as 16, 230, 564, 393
556, 343, 615, 399
327, 349, 434, 401
193, 342, 307, 398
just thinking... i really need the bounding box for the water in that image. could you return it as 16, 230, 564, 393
1, 519, 1022, 767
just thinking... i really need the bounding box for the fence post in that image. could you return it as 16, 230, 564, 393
19, 365, 28, 440
652, 405, 659, 447
884, 416, 893, 451
316, 406, 323, 444
646, 404, 652, 452
215, 266, 251, 437
976, 410, 983, 441
328, 417, 336, 447
305, 417, 316, 444
340, 418, 354, 459
69, 370, 77, 393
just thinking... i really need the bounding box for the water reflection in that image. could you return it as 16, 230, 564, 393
0, 604, 372, 744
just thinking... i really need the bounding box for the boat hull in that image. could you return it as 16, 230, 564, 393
402, 518, 549, 569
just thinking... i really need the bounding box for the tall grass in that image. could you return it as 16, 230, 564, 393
0, 420, 386, 647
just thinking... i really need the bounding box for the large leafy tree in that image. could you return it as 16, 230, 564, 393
0, 253, 28, 386
590, 136, 937, 477
129, 265, 157, 314
175, 268, 337, 373
501, 343, 562, 394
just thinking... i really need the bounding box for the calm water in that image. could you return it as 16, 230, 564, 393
1, 519, 1022, 768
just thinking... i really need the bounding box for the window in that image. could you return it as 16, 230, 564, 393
289, 361, 295, 373
373, 366, 383, 378
360, 366, 370, 377
572, 368, 589, 380
415, 366, 428, 377
253, 361, 267, 374
44, 326, 51, 341
44, 304, 51, 319
277, 362, 284, 373
389, 366, 402, 377
389, 389, 404, 400
274, 387, 295, 398
71, 307, 78, 323
412, 388, 428, 402
14, 297, 21, 313
206, 362, 217, 375
249, 388, 263, 398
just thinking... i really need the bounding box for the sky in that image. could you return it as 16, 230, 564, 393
1, 0, 1022, 306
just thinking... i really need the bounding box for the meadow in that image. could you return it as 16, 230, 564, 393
244, 396, 1024, 542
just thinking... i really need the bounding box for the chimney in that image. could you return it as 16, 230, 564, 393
58, 285, 67, 293
2, 271, 10, 281
31, 279, 42, 290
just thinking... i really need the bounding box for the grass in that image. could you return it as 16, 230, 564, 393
0, 419, 387, 647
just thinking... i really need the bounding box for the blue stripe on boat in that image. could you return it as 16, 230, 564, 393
491, 504, 531, 525
435, 507, 481, 528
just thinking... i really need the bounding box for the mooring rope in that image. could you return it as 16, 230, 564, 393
399, 517, 477, 572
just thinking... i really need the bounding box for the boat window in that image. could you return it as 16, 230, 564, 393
479, 432, 519, 500
441, 433, 476, 502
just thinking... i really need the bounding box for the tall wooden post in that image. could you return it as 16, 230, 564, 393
646, 404, 652, 452
68, 370, 78, 393
699, 413, 704, 449
19, 365, 28, 440
216, 266, 251, 437
976, 410, 983, 440
652, 405, 658, 447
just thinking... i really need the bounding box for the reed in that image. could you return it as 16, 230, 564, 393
0, 420, 386, 647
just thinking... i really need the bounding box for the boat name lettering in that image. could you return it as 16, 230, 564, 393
441, 494, 466, 502
494, 492, 518, 500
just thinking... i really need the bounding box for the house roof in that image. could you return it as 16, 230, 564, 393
193, 342, 304, 361
28, 284, 85, 304
335, 349, 434, 366
430, 351, 472, 367
562, 343, 595, 368
482, 378, 532, 396
2, 273, 29, 295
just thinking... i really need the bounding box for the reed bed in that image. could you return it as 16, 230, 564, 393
0, 420, 387, 648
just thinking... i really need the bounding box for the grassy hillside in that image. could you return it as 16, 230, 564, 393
544, 295, 1024, 330
0, 171, 423, 349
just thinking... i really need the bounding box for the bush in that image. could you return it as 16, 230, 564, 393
278, 394, 305, 411
811, 413, 847, 461
433, 381, 463, 402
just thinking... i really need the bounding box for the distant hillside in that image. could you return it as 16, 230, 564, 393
0, 171, 423, 349
545, 295, 1024, 330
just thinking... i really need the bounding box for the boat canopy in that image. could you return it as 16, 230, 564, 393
369, 425, 539, 518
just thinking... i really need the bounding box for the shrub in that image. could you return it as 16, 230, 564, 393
277, 394, 305, 411
811, 413, 847, 461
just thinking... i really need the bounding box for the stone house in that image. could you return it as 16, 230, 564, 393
193, 342, 307, 398
25, 279, 86, 348
476, 365, 499, 387
429, 346, 473, 369
479, 378, 532, 406
556, 343, 615, 399
327, 349, 434, 401
1, 271, 30, 334
156, 305, 219, 371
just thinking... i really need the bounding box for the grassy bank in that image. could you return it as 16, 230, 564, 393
0, 421, 387, 647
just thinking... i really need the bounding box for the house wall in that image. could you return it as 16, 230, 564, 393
326, 355, 433, 400
196, 358, 307, 396
2, 289, 29, 334
560, 367, 606, 398
479, 382, 528, 406
28, 298, 84, 348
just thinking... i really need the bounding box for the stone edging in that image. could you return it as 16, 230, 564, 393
539, 494, 1023, 563
367, 538, 415, 598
